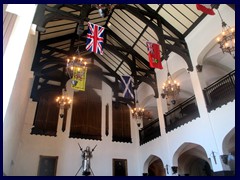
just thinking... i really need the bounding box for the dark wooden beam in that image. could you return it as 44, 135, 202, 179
104, 44, 134, 71
102, 76, 114, 87
44, 46, 69, 55
30, 76, 40, 100
39, 75, 62, 82
32, 4, 47, 32
107, 29, 153, 69
116, 4, 194, 71
125, 4, 184, 39
183, 13, 207, 37
136, 75, 159, 98
227, 4, 235, 11
39, 33, 77, 46
123, 5, 168, 60
165, 44, 193, 71
41, 64, 65, 75
92, 54, 121, 81
44, 5, 83, 23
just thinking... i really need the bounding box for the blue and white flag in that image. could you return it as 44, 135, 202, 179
120, 76, 134, 99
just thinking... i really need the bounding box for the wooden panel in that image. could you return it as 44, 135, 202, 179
105, 104, 109, 136
70, 89, 102, 140
31, 91, 59, 136
112, 102, 131, 143
86, 64, 103, 90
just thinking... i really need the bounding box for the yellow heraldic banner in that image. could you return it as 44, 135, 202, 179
71, 67, 87, 91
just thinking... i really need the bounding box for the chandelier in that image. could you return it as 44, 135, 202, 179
94, 4, 116, 18
56, 90, 72, 118
66, 46, 87, 87
131, 90, 144, 127
161, 61, 180, 105
216, 9, 235, 59
131, 106, 145, 127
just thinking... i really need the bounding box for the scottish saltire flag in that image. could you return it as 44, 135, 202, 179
71, 67, 87, 91
120, 76, 134, 99
86, 22, 104, 55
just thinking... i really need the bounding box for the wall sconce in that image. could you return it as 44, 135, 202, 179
171, 166, 178, 174
165, 164, 169, 174
196, 64, 203, 72
220, 154, 229, 165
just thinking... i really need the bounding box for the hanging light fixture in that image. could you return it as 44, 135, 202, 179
131, 90, 144, 128
216, 9, 235, 59
161, 60, 180, 105
56, 90, 72, 118
94, 4, 116, 18
66, 46, 87, 87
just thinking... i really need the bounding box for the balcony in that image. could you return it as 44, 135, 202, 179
164, 96, 200, 133
139, 119, 161, 145
203, 70, 235, 112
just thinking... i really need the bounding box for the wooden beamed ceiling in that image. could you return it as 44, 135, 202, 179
31, 4, 216, 105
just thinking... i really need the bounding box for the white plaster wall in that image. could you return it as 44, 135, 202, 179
3, 31, 38, 175
6, 4, 235, 176
13, 79, 143, 176
137, 4, 235, 175
208, 101, 235, 155
137, 99, 235, 173
185, 4, 235, 67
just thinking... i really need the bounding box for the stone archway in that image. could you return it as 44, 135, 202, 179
143, 155, 166, 176
221, 127, 235, 173
173, 142, 212, 176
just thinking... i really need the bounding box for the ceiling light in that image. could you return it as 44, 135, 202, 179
56, 90, 71, 118
216, 9, 235, 59
66, 46, 87, 88
161, 60, 180, 105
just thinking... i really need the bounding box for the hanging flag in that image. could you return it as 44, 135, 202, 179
71, 67, 87, 91
196, 4, 215, 15
86, 22, 104, 55
146, 41, 163, 69
120, 76, 134, 99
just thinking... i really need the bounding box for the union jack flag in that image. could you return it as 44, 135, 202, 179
146, 42, 153, 54
86, 22, 105, 55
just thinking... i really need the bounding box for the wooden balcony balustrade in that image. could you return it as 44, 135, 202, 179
139, 118, 161, 145
164, 96, 200, 133
203, 70, 235, 112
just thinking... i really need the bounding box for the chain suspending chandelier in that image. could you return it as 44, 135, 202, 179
131, 90, 144, 128
216, 9, 235, 59
56, 90, 71, 118
66, 46, 87, 87
161, 60, 180, 105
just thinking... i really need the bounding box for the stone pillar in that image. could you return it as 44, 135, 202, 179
3, 4, 37, 121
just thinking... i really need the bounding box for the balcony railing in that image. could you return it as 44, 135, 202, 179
203, 70, 235, 112
139, 118, 161, 145
164, 96, 200, 133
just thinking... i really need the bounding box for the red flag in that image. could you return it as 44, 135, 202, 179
196, 4, 215, 15
146, 42, 163, 69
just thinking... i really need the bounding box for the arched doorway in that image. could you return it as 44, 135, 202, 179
173, 142, 212, 176
143, 155, 166, 176
222, 128, 235, 174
